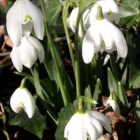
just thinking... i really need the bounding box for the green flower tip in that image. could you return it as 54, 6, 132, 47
19, 78, 27, 89
96, 5, 104, 20
24, 15, 32, 23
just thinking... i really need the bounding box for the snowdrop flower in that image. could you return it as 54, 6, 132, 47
10, 36, 44, 72
68, 7, 89, 37
82, 18, 128, 64
68, 7, 83, 37
64, 110, 111, 140
6, 0, 44, 46
106, 99, 120, 114
85, 0, 120, 30
10, 87, 35, 118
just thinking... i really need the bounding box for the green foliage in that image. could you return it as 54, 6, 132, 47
108, 68, 118, 99
119, 0, 140, 28
129, 63, 140, 89
9, 107, 46, 139
93, 79, 100, 108
47, 0, 62, 26
55, 103, 75, 140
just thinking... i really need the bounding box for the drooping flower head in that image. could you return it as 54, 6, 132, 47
6, 0, 44, 46
64, 97, 111, 140
64, 110, 112, 140
10, 36, 44, 72
67, 7, 90, 37
84, 0, 120, 30
10, 78, 35, 118
82, 6, 127, 64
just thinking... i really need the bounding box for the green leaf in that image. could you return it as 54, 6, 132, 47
47, 0, 62, 26
9, 107, 46, 139
119, 0, 140, 28
14, 72, 34, 82
55, 103, 75, 140
93, 79, 100, 108
107, 68, 118, 98
84, 87, 92, 110
129, 63, 140, 89
118, 82, 129, 117
34, 64, 54, 105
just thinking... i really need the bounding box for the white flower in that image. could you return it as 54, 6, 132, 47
85, 0, 120, 30
10, 88, 35, 118
6, 0, 44, 46
106, 99, 120, 114
68, 7, 83, 37
10, 36, 44, 72
68, 7, 88, 37
64, 110, 111, 140
82, 18, 128, 64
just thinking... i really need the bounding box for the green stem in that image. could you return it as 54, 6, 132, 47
40, 0, 70, 106
93, 54, 97, 81
74, 15, 81, 98
62, 0, 75, 74
3, 130, 10, 140
78, 98, 85, 114
19, 78, 27, 89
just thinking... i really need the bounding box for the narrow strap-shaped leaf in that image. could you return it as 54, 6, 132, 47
108, 68, 118, 99
118, 82, 129, 117
93, 79, 100, 108
84, 87, 92, 110
34, 64, 55, 105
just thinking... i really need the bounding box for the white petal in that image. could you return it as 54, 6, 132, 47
19, 37, 37, 68
6, 1, 22, 46
84, 119, 96, 140
68, 114, 86, 140
106, 0, 120, 24
99, 19, 114, 52
10, 46, 23, 72
19, 0, 31, 23
87, 110, 112, 133
10, 88, 23, 113
84, 112, 103, 139
105, 19, 128, 58
69, 8, 79, 33
64, 113, 79, 138
82, 31, 94, 64
64, 120, 72, 138
27, 36, 45, 63
22, 88, 35, 118
25, 0, 44, 40
104, 45, 115, 53
82, 9, 91, 30
106, 100, 120, 114
82, 21, 101, 64
22, 22, 33, 37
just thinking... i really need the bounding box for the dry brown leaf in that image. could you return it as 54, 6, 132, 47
0, 0, 7, 9
4, 35, 14, 48
0, 25, 5, 37
98, 133, 113, 140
